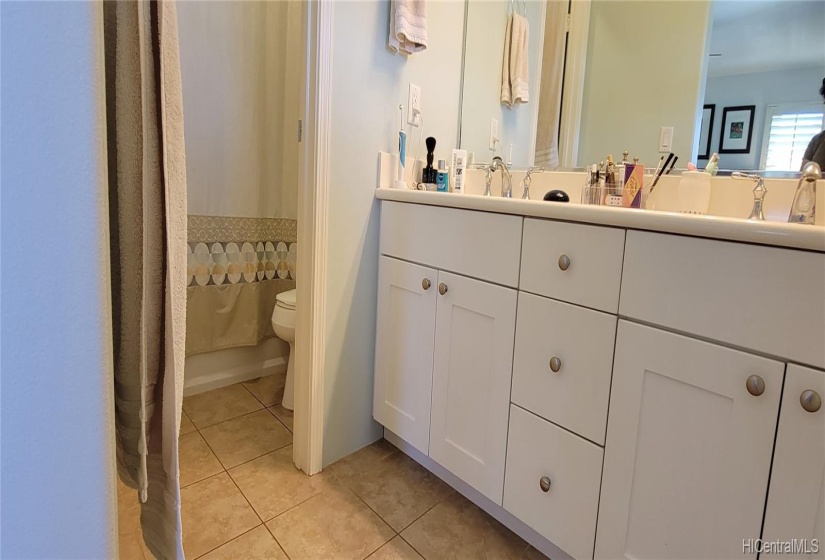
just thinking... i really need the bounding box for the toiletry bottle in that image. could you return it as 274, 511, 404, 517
451, 149, 467, 194
436, 160, 449, 192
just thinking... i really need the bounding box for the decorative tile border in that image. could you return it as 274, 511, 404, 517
187, 241, 297, 287
188, 215, 297, 244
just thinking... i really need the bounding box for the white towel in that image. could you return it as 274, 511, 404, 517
389, 0, 428, 56
501, 13, 530, 107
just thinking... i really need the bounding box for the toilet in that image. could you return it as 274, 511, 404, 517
271, 288, 296, 411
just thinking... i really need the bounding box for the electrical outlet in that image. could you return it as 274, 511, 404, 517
407, 84, 422, 127
489, 118, 499, 151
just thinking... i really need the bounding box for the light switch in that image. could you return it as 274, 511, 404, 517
659, 127, 674, 153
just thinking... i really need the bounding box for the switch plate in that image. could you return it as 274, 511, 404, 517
659, 126, 674, 153
489, 118, 499, 151
407, 83, 422, 127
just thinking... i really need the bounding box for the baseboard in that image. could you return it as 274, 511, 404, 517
383, 429, 572, 560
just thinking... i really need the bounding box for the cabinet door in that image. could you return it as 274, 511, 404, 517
429, 270, 517, 505
373, 256, 437, 455
596, 321, 784, 559
763, 364, 825, 559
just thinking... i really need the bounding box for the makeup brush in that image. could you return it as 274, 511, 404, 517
424, 137, 436, 183
665, 155, 679, 174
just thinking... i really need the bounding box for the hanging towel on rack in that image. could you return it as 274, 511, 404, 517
501, 13, 530, 107
388, 0, 428, 55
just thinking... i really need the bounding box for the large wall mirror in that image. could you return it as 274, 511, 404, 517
458, 0, 825, 173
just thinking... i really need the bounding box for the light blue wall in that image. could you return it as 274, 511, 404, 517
323, 1, 465, 465
703, 66, 825, 170
1, 2, 116, 557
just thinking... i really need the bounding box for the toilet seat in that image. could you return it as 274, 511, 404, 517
275, 288, 296, 311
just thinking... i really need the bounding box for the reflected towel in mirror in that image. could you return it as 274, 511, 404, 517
501, 13, 530, 107
389, 0, 428, 56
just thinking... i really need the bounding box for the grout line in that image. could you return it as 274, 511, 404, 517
262, 523, 293, 560
190, 523, 264, 560
195, 424, 266, 526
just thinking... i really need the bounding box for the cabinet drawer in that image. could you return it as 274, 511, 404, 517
520, 219, 625, 313
620, 230, 825, 369
504, 405, 603, 560
379, 201, 523, 288
512, 292, 616, 445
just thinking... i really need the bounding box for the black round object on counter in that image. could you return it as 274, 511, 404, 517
543, 189, 570, 202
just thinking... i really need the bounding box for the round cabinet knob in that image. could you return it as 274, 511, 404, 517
438, 283, 448, 296
558, 254, 571, 271
549, 356, 562, 373
539, 476, 551, 492
800, 390, 822, 413
746, 375, 765, 397
422, 278, 431, 290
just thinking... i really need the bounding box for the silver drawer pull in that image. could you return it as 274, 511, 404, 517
746, 375, 765, 397
549, 356, 562, 373
558, 254, 571, 271
800, 390, 822, 413
438, 283, 448, 296
422, 278, 431, 290
539, 476, 551, 492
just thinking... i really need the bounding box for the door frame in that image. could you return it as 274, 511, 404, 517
293, 0, 333, 475
558, 0, 591, 168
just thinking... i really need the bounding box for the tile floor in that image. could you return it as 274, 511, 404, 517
118, 371, 547, 559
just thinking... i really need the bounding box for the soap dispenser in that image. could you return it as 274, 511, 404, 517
788, 161, 820, 224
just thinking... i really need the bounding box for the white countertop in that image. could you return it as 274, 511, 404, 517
375, 188, 825, 252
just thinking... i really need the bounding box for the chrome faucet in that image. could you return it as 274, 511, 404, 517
788, 161, 820, 224
521, 167, 544, 200
733, 171, 768, 221
488, 156, 512, 198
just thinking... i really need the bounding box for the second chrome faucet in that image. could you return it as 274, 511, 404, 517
485, 156, 512, 198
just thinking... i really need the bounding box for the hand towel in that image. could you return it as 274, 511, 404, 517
389, 0, 428, 55
501, 13, 530, 107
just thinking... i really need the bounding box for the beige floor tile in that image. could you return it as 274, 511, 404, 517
199, 525, 288, 560
180, 411, 197, 435
229, 445, 329, 521
268, 404, 294, 432
119, 529, 151, 560
347, 451, 454, 531
326, 438, 398, 486
266, 486, 395, 560
183, 384, 263, 429
368, 536, 424, 560
400, 493, 530, 560
181, 472, 261, 558
179, 431, 225, 487
201, 410, 292, 469
243, 371, 286, 407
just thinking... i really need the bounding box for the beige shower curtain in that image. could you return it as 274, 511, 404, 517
105, 1, 188, 558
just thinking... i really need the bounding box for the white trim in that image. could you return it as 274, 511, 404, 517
558, 0, 591, 169
293, 0, 332, 475
526, 0, 548, 169
383, 429, 573, 560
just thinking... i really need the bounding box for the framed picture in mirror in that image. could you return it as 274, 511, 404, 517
698, 104, 715, 160
719, 105, 755, 154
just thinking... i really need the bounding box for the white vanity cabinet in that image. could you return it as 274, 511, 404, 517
429, 270, 517, 505
374, 202, 522, 505
595, 321, 785, 559
374, 196, 825, 560
762, 364, 825, 559
373, 256, 438, 455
